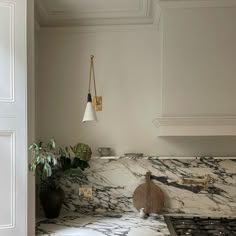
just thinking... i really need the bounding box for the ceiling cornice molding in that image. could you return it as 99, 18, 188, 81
35, 0, 48, 21
39, 23, 158, 33
150, 0, 162, 26
35, 0, 160, 28
40, 16, 154, 27
35, 0, 236, 28
159, 0, 236, 9
46, 1, 149, 19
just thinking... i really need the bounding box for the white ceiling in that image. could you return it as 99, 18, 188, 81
35, 0, 156, 27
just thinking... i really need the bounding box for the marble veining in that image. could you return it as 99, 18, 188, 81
60, 157, 236, 216
36, 213, 170, 236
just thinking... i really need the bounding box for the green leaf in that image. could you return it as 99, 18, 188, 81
29, 163, 34, 171
52, 157, 57, 166
51, 139, 56, 149
70, 145, 75, 155
28, 144, 34, 150
40, 157, 45, 165
43, 162, 52, 177
47, 155, 51, 163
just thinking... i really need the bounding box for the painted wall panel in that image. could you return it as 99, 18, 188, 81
162, 7, 236, 116
0, 133, 15, 229
0, 3, 14, 101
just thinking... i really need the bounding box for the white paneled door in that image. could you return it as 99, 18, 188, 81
0, 0, 27, 236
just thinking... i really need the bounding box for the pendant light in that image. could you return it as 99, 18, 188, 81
82, 55, 98, 122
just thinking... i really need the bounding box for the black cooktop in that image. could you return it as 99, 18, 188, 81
165, 216, 236, 236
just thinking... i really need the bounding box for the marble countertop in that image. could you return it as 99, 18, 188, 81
36, 212, 170, 236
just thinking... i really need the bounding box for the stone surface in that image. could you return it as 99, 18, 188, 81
60, 157, 236, 216
36, 213, 170, 236
36, 157, 236, 235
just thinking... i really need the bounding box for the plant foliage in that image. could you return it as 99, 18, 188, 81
29, 139, 91, 190
70, 143, 92, 161
29, 139, 58, 179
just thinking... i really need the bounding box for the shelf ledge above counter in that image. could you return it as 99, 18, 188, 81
153, 116, 236, 136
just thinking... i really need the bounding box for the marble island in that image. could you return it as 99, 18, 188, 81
36, 212, 170, 236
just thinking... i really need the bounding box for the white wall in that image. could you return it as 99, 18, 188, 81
162, 7, 236, 117
37, 29, 161, 155
36, 26, 236, 156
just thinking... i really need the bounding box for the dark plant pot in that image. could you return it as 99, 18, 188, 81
40, 187, 65, 219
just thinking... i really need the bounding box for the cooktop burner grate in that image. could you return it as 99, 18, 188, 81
165, 216, 236, 236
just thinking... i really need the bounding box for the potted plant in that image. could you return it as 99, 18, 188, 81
29, 139, 91, 219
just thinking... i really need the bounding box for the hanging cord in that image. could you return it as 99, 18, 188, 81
88, 55, 93, 93
91, 55, 98, 103
91, 57, 98, 98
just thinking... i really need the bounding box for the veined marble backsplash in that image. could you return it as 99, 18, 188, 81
60, 157, 236, 216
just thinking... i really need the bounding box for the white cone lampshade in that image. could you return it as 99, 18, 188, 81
82, 93, 97, 122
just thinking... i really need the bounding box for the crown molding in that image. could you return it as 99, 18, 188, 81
35, 0, 160, 28
159, 0, 236, 9
38, 16, 154, 27
150, 0, 162, 26
35, 0, 236, 28
39, 23, 158, 33
35, 0, 48, 23
153, 116, 236, 136
45, 0, 150, 18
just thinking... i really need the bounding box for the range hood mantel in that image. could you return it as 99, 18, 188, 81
156, 3, 236, 137
153, 116, 236, 136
